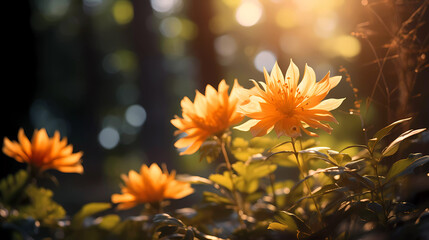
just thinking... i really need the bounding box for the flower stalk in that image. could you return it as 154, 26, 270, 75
219, 138, 246, 228
291, 138, 323, 224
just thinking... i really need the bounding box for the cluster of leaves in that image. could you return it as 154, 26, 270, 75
0, 170, 65, 239
264, 118, 429, 239
160, 118, 428, 240
1, 118, 427, 240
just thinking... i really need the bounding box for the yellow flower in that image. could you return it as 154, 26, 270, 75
111, 163, 194, 209
3, 128, 83, 174
236, 60, 345, 138
171, 80, 244, 155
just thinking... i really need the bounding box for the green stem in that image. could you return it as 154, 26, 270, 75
373, 164, 388, 222
268, 168, 278, 208
291, 138, 323, 223
220, 140, 246, 228
369, 151, 388, 223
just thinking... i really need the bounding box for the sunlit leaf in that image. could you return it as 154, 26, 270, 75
368, 117, 412, 152
209, 172, 233, 191
267, 151, 296, 167
71, 202, 111, 228
231, 137, 265, 161
18, 185, 66, 225
381, 128, 426, 157
203, 191, 232, 205
232, 161, 277, 180
300, 148, 338, 166
267, 222, 288, 231
344, 158, 367, 170
272, 211, 311, 234
328, 150, 352, 166
385, 154, 429, 182
232, 161, 277, 193
98, 214, 121, 230
273, 211, 297, 232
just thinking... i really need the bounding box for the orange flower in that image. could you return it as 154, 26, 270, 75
111, 163, 194, 209
3, 128, 83, 174
171, 80, 244, 155
235, 60, 345, 138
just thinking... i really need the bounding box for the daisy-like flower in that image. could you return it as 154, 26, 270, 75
171, 80, 244, 155
3, 128, 83, 174
235, 60, 345, 138
111, 163, 194, 210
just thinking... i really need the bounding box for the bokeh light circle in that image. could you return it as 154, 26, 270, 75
125, 104, 147, 127
254, 50, 276, 72
235, 1, 263, 27
98, 127, 120, 149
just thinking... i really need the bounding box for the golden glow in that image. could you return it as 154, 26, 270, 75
112, 0, 134, 25
314, 13, 338, 38
293, 0, 344, 12
235, 1, 263, 27
335, 35, 361, 58
276, 8, 297, 29
222, 0, 241, 8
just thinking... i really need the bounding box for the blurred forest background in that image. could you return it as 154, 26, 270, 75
1, 0, 428, 215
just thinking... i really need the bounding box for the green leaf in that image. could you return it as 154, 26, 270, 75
368, 117, 412, 152
381, 128, 426, 157
385, 155, 429, 182
345, 171, 375, 190
203, 191, 232, 205
328, 150, 352, 166
267, 222, 288, 231
235, 178, 259, 194
274, 211, 297, 232
232, 161, 277, 194
268, 151, 296, 167
344, 158, 367, 170
98, 214, 121, 230
299, 148, 338, 166
71, 202, 111, 228
0, 170, 28, 205
209, 172, 233, 191
250, 137, 276, 148
232, 137, 249, 148
232, 161, 277, 180
272, 211, 312, 234
231, 137, 265, 161
18, 185, 66, 225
